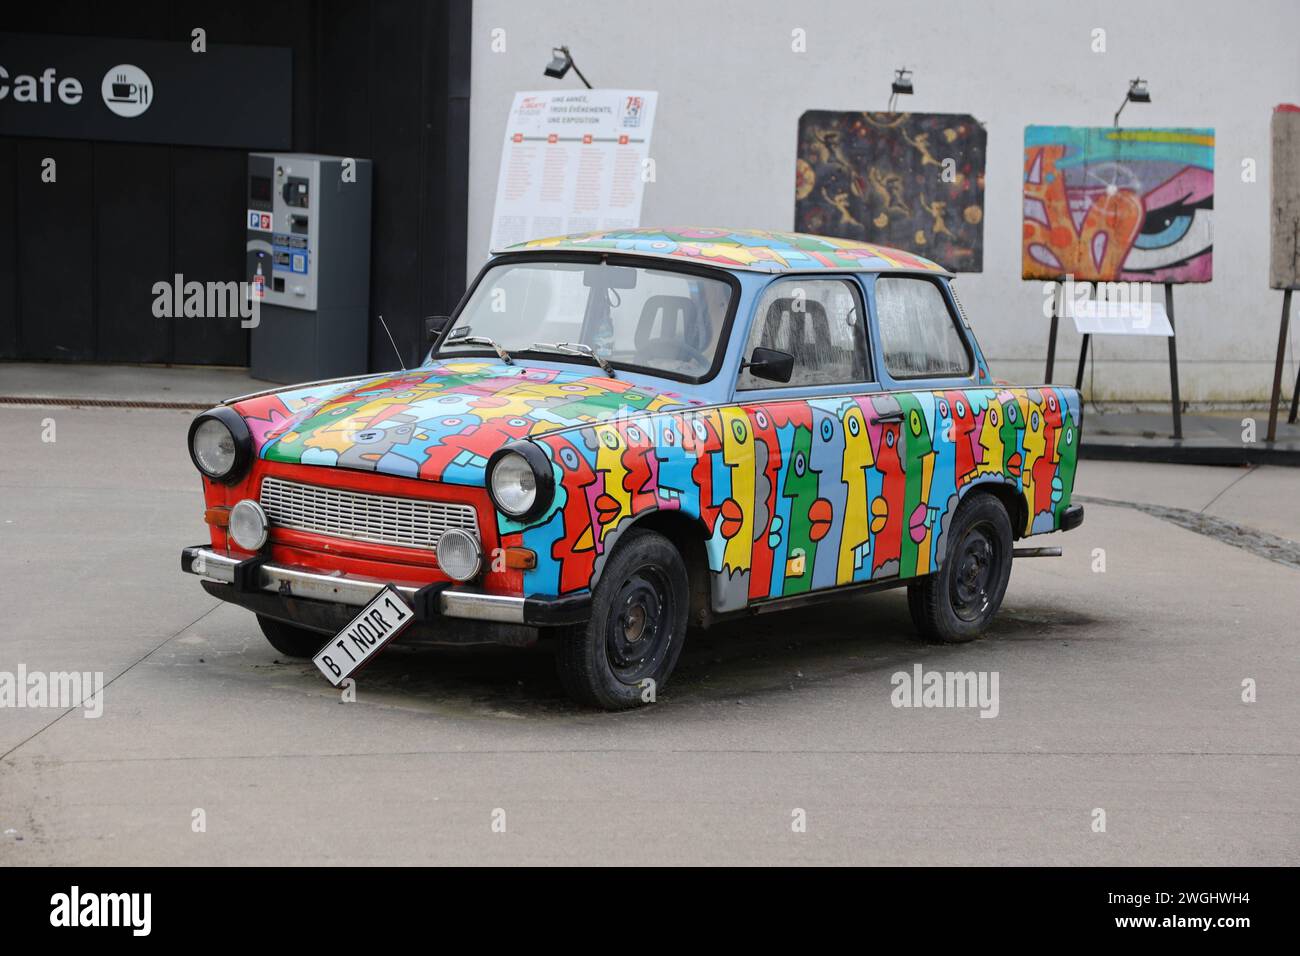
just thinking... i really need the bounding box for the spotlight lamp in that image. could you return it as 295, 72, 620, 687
544, 45, 593, 89
1114, 77, 1151, 126
888, 67, 914, 111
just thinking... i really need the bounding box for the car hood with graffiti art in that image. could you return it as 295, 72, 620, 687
227, 359, 694, 485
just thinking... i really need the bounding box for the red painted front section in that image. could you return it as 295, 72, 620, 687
200, 460, 522, 595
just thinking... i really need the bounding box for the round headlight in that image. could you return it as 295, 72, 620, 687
436, 529, 482, 581
229, 499, 269, 551
192, 417, 237, 478
188, 407, 252, 484
489, 451, 538, 517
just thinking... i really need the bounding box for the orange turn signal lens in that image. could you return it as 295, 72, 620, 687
204, 507, 230, 528
503, 547, 536, 570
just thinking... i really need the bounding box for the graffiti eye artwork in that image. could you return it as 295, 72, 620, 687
1137, 200, 1195, 246
1022, 126, 1214, 283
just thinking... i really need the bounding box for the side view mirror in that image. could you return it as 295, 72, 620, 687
743, 347, 794, 383
424, 315, 452, 345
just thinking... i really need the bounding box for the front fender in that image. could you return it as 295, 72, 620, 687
502, 411, 741, 608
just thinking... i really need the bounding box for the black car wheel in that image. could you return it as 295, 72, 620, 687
554, 529, 688, 710
258, 614, 327, 659
907, 493, 1014, 643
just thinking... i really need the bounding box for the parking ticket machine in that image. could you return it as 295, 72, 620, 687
245, 153, 372, 382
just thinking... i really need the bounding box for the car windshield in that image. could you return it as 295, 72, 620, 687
438, 260, 734, 380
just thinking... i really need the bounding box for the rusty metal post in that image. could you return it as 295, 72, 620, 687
1045, 280, 1060, 384
1267, 288, 1293, 441
1166, 283, 1182, 440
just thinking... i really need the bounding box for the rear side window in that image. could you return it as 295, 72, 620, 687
874, 277, 971, 378
737, 278, 868, 389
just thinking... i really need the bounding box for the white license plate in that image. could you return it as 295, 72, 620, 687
312, 586, 414, 686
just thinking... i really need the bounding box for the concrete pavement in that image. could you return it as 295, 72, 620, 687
0, 361, 276, 408
0, 404, 1296, 865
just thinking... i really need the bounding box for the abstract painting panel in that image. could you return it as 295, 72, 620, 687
1023, 126, 1214, 284
796, 111, 987, 272
1270, 105, 1300, 290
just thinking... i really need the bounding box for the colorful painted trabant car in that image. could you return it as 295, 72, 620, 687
182, 228, 1083, 709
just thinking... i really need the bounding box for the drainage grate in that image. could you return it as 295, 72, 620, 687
1075, 494, 1300, 571
0, 396, 211, 411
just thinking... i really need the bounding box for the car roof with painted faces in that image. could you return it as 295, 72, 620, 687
496, 227, 953, 276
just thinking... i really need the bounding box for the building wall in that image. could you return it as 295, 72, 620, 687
1, 0, 470, 370
468, 0, 1300, 404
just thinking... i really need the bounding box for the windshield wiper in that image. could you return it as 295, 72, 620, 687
445, 328, 513, 365
530, 342, 616, 378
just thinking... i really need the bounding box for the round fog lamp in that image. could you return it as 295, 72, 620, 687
436, 529, 482, 581
229, 499, 269, 551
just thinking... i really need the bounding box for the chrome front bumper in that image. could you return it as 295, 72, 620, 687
181, 545, 533, 623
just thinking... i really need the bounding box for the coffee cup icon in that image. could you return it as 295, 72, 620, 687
101, 65, 152, 116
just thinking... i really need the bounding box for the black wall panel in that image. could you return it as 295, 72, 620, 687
16, 140, 94, 360
0, 0, 470, 369
366, 0, 425, 371
0, 141, 16, 359
421, 0, 473, 364
171, 147, 250, 366
94, 144, 171, 363
313, 0, 371, 152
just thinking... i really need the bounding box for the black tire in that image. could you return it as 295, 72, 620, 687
907, 493, 1014, 644
257, 614, 327, 659
554, 529, 689, 710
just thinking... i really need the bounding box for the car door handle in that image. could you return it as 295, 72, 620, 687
871, 411, 904, 424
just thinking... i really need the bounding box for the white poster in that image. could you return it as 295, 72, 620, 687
488, 89, 658, 253
1067, 297, 1174, 337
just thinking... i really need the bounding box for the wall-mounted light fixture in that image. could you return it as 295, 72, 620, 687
544, 45, 592, 89
888, 68, 914, 112
1114, 77, 1151, 127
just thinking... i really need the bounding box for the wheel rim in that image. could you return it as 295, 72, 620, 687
605, 565, 674, 684
949, 522, 1000, 623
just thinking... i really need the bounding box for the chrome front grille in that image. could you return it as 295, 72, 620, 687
259, 476, 479, 551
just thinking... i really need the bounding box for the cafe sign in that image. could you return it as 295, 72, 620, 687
0, 32, 291, 148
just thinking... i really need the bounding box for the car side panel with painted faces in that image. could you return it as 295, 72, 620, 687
499, 385, 1082, 611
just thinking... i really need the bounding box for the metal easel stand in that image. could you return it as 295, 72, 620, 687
1046, 280, 1183, 439
1044, 280, 1061, 383
1266, 288, 1296, 443
1165, 283, 1183, 440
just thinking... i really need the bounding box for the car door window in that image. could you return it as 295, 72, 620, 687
737, 279, 868, 389
874, 277, 972, 378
